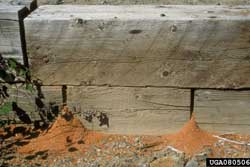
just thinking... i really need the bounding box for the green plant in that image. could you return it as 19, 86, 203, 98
0, 102, 12, 115
0, 54, 59, 127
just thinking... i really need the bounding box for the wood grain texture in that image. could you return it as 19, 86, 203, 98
0, 5, 24, 20
0, 4, 29, 63
25, 5, 250, 88
0, 0, 37, 11
67, 86, 190, 135
38, 0, 250, 6
0, 19, 23, 62
194, 90, 250, 134
0, 85, 62, 122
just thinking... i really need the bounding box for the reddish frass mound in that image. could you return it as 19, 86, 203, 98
19, 108, 104, 154
164, 116, 218, 155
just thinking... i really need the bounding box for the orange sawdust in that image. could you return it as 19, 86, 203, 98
163, 115, 218, 155
18, 112, 218, 156
18, 107, 106, 154
0, 127, 5, 135
17, 108, 240, 157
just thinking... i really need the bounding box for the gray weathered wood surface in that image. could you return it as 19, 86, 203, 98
38, 0, 250, 6
25, 5, 250, 88
0, 5, 29, 64
0, 85, 62, 122
67, 86, 190, 135
194, 90, 250, 134
0, 0, 37, 11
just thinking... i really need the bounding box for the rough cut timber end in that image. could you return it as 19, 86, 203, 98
0, 4, 30, 64
0, 4, 27, 20
0, 0, 37, 11
25, 5, 250, 88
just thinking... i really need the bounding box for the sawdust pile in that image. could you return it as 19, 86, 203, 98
18, 107, 105, 154
164, 116, 218, 155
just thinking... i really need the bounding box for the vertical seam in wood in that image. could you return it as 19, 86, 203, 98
62, 85, 67, 106
18, 7, 30, 68
190, 88, 195, 119
29, 0, 38, 12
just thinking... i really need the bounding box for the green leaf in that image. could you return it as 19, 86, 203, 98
19, 68, 27, 78
26, 70, 31, 77
0, 102, 12, 115
26, 83, 35, 92
8, 59, 17, 69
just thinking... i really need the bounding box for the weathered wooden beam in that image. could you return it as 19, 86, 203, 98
38, 0, 250, 6
0, 85, 62, 122
67, 86, 190, 135
194, 90, 250, 134
0, 0, 37, 11
25, 5, 250, 88
0, 4, 30, 64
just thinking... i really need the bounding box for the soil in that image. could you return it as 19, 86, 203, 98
19, 109, 106, 154
163, 116, 218, 155
1, 108, 250, 167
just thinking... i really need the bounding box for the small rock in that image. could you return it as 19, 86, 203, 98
89, 161, 100, 167
138, 163, 150, 167
137, 156, 150, 164
194, 152, 208, 161
185, 158, 198, 167
134, 137, 141, 143
150, 156, 182, 167
150, 146, 185, 167
118, 142, 130, 148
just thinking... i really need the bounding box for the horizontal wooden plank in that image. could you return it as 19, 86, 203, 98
0, 85, 62, 122
194, 90, 250, 134
38, 0, 250, 5
67, 86, 190, 135
26, 5, 250, 20
25, 5, 250, 88
27, 59, 250, 88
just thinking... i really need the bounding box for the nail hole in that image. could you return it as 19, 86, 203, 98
208, 16, 217, 19
156, 5, 166, 8
206, 11, 214, 13
160, 13, 166, 17
75, 18, 83, 24
98, 25, 104, 31
162, 71, 169, 77
170, 25, 177, 32
129, 29, 142, 34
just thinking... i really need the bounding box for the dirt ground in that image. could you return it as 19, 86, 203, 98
1, 108, 250, 167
